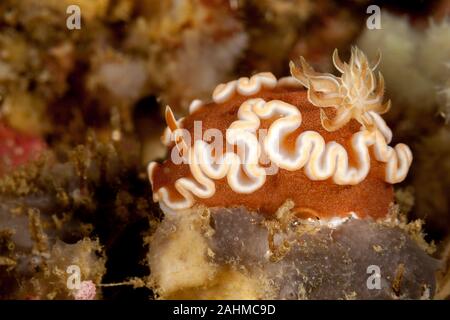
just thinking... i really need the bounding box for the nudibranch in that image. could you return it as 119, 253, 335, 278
148, 47, 412, 220
146, 48, 437, 300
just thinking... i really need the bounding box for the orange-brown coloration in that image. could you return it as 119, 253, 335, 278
152, 88, 393, 219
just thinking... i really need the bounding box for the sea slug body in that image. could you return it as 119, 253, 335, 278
146, 48, 437, 300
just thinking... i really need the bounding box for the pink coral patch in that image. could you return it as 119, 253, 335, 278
0, 122, 46, 176
74, 280, 97, 300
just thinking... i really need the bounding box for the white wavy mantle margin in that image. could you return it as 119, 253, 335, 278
212, 72, 277, 104
149, 98, 412, 211
161, 73, 302, 146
